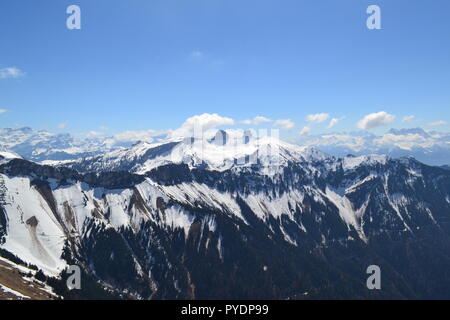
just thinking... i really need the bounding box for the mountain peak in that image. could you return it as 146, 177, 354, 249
0, 149, 22, 162
388, 127, 430, 137
209, 130, 229, 146
63, 129, 330, 174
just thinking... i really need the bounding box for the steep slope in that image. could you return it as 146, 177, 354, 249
0, 255, 58, 300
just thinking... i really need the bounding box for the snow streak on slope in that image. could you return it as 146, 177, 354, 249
244, 190, 305, 221
323, 187, 367, 241
160, 182, 244, 221
1, 175, 67, 275
0, 283, 30, 299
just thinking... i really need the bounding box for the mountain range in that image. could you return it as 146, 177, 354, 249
2, 126, 450, 166
1, 128, 450, 299
301, 127, 450, 166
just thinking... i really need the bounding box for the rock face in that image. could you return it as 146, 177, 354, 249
1, 134, 450, 299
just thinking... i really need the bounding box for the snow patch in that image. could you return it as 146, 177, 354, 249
342, 155, 388, 170
0, 283, 30, 299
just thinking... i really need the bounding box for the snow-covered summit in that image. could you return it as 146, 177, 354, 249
66, 130, 330, 174
341, 154, 389, 170
0, 149, 22, 164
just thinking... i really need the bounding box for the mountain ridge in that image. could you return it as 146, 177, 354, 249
1, 131, 450, 299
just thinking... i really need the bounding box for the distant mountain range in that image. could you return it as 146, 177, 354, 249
0, 127, 109, 162
1, 126, 449, 167
300, 127, 450, 166
1, 129, 450, 299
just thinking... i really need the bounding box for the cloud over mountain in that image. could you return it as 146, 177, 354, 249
307, 113, 330, 123
242, 116, 272, 125
171, 113, 235, 138
274, 119, 295, 130
357, 111, 395, 130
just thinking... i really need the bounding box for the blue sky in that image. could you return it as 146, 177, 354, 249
0, 0, 449, 138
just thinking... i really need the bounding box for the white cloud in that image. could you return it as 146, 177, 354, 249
99, 126, 109, 131
299, 126, 311, 136
402, 115, 416, 123
327, 117, 343, 129
357, 111, 395, 130
274, 119, 295, 130
0, 67, 25, 79
189, 50, 205, 61
306, 113, 330, 123
241, 116, 272, 125
86, 131, 103, 138
0, 109, 8, 114
57, 122, 68, 129
183, 113, 234, 129
171, 113, 235, 138
429, 121, 448, 126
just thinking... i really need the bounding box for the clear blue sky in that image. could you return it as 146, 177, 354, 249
0, 0, 449, 136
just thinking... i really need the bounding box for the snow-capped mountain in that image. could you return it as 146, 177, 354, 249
0, 150, 21, 162
63, 130, 329, 174
2, 126, 450, 167
0, 127, 111, 162
301, 127, 450, 166
1, 130, 450, 299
